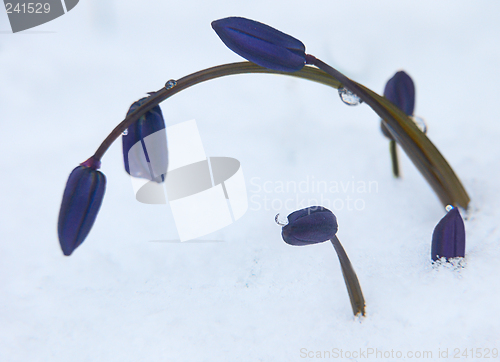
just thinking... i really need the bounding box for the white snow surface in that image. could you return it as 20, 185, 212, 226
1, 1, 500, 361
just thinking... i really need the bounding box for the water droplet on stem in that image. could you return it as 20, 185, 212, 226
165, 79, 177, 89
410, 116, 427, 133
122, 129, 128, 136
338, 87, 362, 106
275, 213, 289, 226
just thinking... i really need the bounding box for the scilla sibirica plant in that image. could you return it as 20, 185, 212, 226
122, 97, 168, 183
431, 206, 466, 262
380, 71, 416, 177
57, 17, 470, 315
277, 207, 365, 316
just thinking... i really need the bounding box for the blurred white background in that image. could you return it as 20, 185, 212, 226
1, 1, 499, 360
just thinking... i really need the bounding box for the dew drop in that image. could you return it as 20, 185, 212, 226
165, 79, 177, 89
122, 129, 128, 136
410, 116, 427, 133
445, 204, 454, 212
338, 87, 362, 106
275, 213, 289, 226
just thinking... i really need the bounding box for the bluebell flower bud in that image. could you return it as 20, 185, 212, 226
282, 206, 338, 246
58, 157, 106, 256
280, 207, 365, 315
431, 207, 466, 261
212, 17, 306, 72
381, 71, 415, 140
122, 97, 168, 183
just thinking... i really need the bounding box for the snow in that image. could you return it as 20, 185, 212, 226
1, 0, 499, 360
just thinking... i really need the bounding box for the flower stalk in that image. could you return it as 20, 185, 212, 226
389, 139, 399, 177
92, 60, 469, 209
331, 235, 366, 316
279, 207, 365, 317
92, 62, 341, 161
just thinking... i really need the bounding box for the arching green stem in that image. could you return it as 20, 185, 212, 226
306, 54, 469, 209
92, 60, 469, 209
92, 62, 340, 161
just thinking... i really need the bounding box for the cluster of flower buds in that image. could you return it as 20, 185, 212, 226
211, 16, 468, 314
380, 72, 466, 261
57, 98, 167, 256
57, 16, 469, 324
212, 16, 469, 263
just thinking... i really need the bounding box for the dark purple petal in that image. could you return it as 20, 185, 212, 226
212, 17, 306, 72
282, 206, 338, 246
384, 71, 415, 115
122, 97, 168, 183
381, 71, 415, 140
58, 164, 106, 256
431, 207, 466, 261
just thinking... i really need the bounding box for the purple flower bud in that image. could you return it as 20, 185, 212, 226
212, 17, 306, 72
122, 97, 168, 183
381, 71, 415, 140
431, 207, 466, 261
384, 71, 415, 115
58, 158, 106, 256
282, 206, 338, 246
